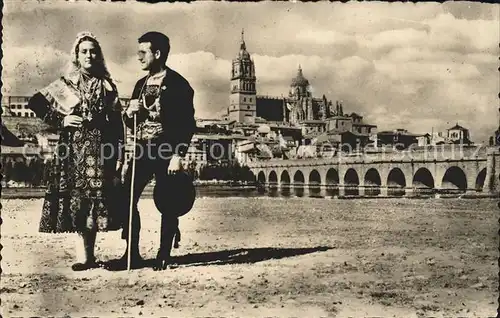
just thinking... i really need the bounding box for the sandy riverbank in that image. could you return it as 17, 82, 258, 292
1, 197, 497, 317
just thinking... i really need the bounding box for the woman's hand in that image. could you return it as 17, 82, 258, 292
63, 115, 83, 128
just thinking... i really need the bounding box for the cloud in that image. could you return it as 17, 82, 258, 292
169, 52, 232, 117
295, 29, 354, 46
355, 13, 499, 58
169, 51, 231, 86
1, 45, 69, 95
374, 61, 482, 81
1, 1, 498, 143
426, 13, 497, 52
106, 51, 233, 118
362, 28, 429, 52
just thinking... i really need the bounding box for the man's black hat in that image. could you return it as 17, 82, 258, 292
153, 171, 196, 217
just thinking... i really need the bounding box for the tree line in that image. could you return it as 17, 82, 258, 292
1, 157, 256, 187
185, 160, 256, 183
1, 157, 51, 187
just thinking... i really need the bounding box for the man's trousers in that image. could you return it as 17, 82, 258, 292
120, 140, 179, 257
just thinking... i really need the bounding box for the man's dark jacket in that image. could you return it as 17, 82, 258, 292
123, 67, 196, 158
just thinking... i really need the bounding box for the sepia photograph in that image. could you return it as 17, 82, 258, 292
1, 0, 498, 317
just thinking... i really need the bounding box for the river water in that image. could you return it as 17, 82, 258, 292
193, 185, 490, 199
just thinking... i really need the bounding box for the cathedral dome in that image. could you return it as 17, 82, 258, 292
291, 65, 309, 87
238, 49, 250, 59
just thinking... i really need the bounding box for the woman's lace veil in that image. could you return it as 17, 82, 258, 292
66, 31, 111, 80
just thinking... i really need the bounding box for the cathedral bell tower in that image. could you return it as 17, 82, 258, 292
229, 29, 257, 123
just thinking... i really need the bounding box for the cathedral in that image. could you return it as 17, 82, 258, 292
225, 30, 341, 125
224, 30, 376, 139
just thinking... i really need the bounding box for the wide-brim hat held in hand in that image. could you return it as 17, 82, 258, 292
153, 171, 196, 217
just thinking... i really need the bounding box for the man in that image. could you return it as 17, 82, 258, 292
120, 31, 196, 270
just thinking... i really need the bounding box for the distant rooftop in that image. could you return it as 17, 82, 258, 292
352, 122, 377, 127
256, 95, 285, 100
300, 120, 327, 125
378, 130, 421, 137
447, 123, 468, 131
349, 112, 363, 118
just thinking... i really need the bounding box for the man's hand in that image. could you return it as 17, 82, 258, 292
125, 99, 141, 118
111, 161, 124, 186
115, 161, 123, 173
63, 115, 83, 128
167, 155, 182, 175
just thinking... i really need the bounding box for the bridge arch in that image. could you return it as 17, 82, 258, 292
441, 166, 467, 193
280, 170, 291, 185
344, 168, 360, 196
279, 170, 292, 195
413, 167, 435, 195
309, 169, 321, 185
475, 168, 487, 192
325, 168, 340, 197
268, 170, 278, 188
308, 169, 322, 196
326, 168, 339, 184
293, 170, 306, 197
364, 168, 381, 196
257, 171, 266, 184
387, 168, 406, 196
293, 170, 305, 184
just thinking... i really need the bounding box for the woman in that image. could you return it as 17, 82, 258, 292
27, 31, 125, 271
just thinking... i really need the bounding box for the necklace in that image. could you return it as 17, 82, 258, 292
79, 73, 103, 121
138, 74, 160, 112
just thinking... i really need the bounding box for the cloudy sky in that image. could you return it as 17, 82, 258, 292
2, 1, 498, 142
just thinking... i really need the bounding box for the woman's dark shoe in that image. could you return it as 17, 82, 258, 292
71, 260, 101, 271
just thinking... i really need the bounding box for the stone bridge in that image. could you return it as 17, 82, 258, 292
247, 145, 500, 197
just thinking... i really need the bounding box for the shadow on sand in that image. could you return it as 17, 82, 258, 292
105, 246, 332, 271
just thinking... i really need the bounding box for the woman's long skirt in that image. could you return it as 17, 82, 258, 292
39, 124, 123, 233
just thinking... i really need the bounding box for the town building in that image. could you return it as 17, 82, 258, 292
376, 129, 420, 149
447, 123, 472, 145
1, 95, 36, 118
431, 131, 447, 145
416, 133, 432, 146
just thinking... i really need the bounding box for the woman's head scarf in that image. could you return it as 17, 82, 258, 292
66, 31, 111, 79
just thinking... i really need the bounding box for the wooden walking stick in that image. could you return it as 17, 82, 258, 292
127, 94, 148, 273
127, 95, 146, 272
127, 111, 137, 273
